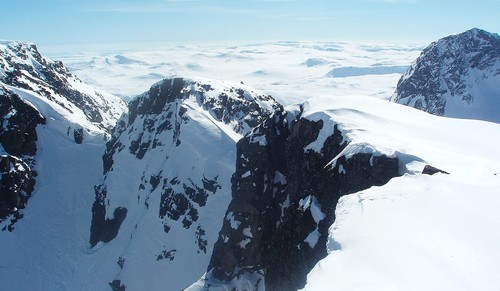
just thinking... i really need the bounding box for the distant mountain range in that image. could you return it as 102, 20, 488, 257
1, 28, 500, 291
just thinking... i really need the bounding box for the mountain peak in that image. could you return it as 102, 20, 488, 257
1, 40, 127, 132
128, 77, 280, 136
391, 28, 500, 123
458, 27, 499, 39
438, 27, 500, 53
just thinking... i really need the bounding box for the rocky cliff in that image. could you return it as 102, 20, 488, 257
391, 28, 500, 123
0, 85, 45, 229
190, 103, 400, 290
0, 41, 126, 231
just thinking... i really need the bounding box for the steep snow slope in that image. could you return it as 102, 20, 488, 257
391, 28, 500, 123
88, 77, 280, 290
300, 94, 500, 290
0, 41, 127, 290
0, 120, 108, 290
0, 41, 126, 228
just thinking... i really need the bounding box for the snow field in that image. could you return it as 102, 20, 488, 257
300, 94, 500, 290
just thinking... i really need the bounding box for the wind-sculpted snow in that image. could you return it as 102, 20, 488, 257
90, 77, 280, 289
294, 94, 500, 291
392, 28, 500, 123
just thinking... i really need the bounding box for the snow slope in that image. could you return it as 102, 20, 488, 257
304, 174, 500, 291
0, 120, 108, 290
0, 40, 127, 228
300, 94, 500, 290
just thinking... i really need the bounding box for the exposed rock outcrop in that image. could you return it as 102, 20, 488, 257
197, 106, 400, 290
0, 86, 45, 229
422, 165, 449, 175
391, 28, 500, 123
0, 40, 126, 132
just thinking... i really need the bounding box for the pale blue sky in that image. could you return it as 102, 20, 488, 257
2, 0, 499, 48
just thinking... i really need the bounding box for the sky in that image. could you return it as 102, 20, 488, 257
2, 0, 499, 50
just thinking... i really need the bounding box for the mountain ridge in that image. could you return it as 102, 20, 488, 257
391, 28, 500, 123
1, 30, 500, 291
0, 40, 127, 132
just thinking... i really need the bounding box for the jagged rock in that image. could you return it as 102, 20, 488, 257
93, 77, 280, 236
391, 28, 500, 123
89, 185, 128, 247
422, 165, 449, 175
0, 86, 45, 157
204, 107, 400, 291
109, 280, 126, 291
0, 40, 126, 132
0, 155, 36, 230
0, 86, 45, 228
73, 128, 84, 144
1, 40, 126, 230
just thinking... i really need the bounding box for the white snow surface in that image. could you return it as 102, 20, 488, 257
299, 94, 500, 290
0, 103, 110, 290
303, 174, 500, 291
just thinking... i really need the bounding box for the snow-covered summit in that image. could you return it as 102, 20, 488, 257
88, 77, 281, 290
127, 77, 280, 137
0, 40, 126, 132
391, 28, 500, 123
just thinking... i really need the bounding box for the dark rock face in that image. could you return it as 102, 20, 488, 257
0, 86, 45, 157
0, 156, 36, 230
206, 108, 400, 290
0, 86, 45, 229
159, 176, 220, 230
73, 128, 84, 144
89, 185, 128, 247
109, 279, 126, 291
1, 43, 100, 122
422, 165, 449, 175
392, 28, 500, 123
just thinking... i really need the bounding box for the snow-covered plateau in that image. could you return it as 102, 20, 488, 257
1, 28, 500, 291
